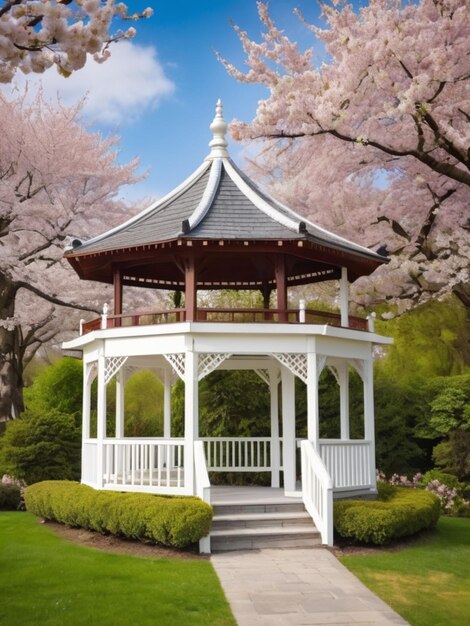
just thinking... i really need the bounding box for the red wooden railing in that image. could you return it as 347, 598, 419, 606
81, 307, 368, 335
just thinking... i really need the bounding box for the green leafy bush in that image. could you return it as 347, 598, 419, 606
420, 470, 464, 493
0, 484, 21, 510
24, 481, 213, 549
334, 486, 440, 545
0, 411, 80, 484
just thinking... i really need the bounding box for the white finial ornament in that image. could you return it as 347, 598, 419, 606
207, 98, 229, 159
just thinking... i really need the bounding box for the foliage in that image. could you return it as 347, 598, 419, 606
0, 2, 153, 82
340, 517, 470, 626
0, 91, 141, 421
334, 486, 440, 545
0, 412, 80, 484
378, 469, 469, 514
224, 1, 470, 311
0, 511, 235, 626
375, 297, 469, 382
24, 357, 83, 420
25, 481, 213, 549
124, 370, 164, 437
418, 372, 470, 480
0, 484, 21, 510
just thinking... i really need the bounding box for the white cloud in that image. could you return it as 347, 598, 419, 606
4, 41, 175, 125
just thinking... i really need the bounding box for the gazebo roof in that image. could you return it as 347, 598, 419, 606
65, 101, 387, 288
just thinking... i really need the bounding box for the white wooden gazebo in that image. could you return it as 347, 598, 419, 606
63, 102, 391, 550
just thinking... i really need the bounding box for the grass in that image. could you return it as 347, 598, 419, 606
0, 512, 235, 626
340, 516, 470, 626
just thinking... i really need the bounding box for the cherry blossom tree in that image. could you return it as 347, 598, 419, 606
0, 90, 141, 421
0, 1, 153, 82
222, 0, 470, 312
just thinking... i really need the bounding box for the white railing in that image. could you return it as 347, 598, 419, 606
301, 440, 333, 546
201, 437, 272, 471
194, 440, 211, 554
102, 438, 187, 494
319, 440, 373, 490
82, 439, 98, 485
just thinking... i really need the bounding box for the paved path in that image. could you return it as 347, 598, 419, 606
211, 548, 408, 626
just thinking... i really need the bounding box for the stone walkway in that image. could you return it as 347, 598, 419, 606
211, 547, 408, 626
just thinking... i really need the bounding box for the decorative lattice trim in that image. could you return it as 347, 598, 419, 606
348, 358, 365, 381
164, 353, 186, 381
254, 369, 270, 386
198, 353, 231, 381
104, 357, 128, 385
86, 362, 98, 387
328, 365, 340, 385
317, 355, 327, 379
272, 353, 308, 384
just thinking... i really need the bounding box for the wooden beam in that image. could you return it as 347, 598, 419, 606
113, 266, 123, 324
185, 256, 197, 321
275, 256, 288, 322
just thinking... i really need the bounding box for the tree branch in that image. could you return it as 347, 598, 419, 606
15, 281, 101, 314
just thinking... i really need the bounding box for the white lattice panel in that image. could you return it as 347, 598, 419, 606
104, 357, 128, 385
164, 353, 186, 381
272, 353, 308, 384
198, 353, 231, 381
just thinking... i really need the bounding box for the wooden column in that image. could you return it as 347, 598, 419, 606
339, 362, 350, 440
275, 256, 288, 322
340, 267, 349, 327
184, 350, 198, 493
281, 367, 296, 493
307, 352, 320, 448
184, 256, 197, 322
163, 368, 172, 438
363, 358, 376, 489
269, 370, 280, 489
113, 266, 122, 327
96, 355, 107, 488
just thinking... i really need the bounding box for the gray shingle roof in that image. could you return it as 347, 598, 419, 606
70, 156, 383, 264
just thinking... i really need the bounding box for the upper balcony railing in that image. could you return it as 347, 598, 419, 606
80, 306, 370, 335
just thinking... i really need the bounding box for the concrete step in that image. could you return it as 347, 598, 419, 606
210, 497, 320, 552
211, 525, 321, 552
212, 501, 306, 516
212, 511, 312, 530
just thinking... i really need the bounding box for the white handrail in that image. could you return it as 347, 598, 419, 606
194, 440, 211, 554
301, 440, 334, 546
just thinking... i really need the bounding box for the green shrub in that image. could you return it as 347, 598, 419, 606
24, 481, 213, 549
334, 486, 440, 545
420, 470, 464, 493
0, 411, 80, 484
0, 484, 21, 510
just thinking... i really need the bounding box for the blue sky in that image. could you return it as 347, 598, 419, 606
4, 1, 327, 202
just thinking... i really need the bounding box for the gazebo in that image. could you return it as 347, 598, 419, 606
63, 101, 391, 550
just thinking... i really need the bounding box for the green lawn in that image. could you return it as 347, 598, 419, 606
0, 512, 235, 626
340, 517, 470, 626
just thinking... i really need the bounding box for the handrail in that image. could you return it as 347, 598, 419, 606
301, 440, 334, 546
81, 306, 368, 334
194, 440, 211, 554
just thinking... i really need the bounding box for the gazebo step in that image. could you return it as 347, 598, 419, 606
211, 525, 321, 552
212, 510, 312, 530
212, 501, 306, 515
210, 497, 320, 551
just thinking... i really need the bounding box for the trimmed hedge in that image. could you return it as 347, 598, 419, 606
24, 481, 213, 548
334, 485, 440, 545
0, 484, 22, 510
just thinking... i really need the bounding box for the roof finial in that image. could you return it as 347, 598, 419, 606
207, 98, 229, 159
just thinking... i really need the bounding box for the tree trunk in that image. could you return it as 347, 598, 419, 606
0, 274, 24, 421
